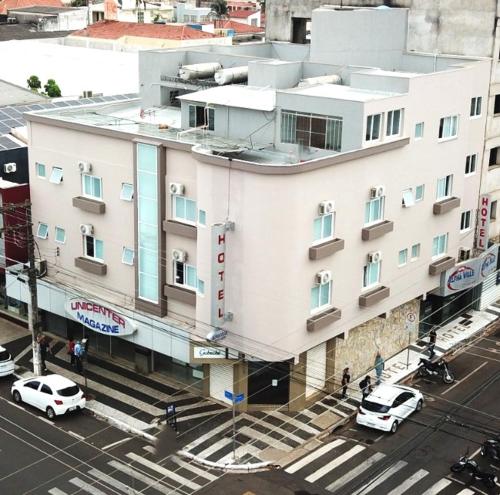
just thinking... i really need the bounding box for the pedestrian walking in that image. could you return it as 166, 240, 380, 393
341, 367, 350, 399
67, 338, 75, 366
428, 327, 437, 359
74, 340, 83, 373
359, 375, 373, 399
37, 334, 51, 372
374, 351, 384, 385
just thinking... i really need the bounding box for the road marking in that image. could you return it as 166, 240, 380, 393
373, 434, 385, 443
102, 437, 131, 451
14, 344, 32, 363
325, 452, 385, 493
386, 469, 428, 495
470, 446, 482, 459
126, 452, 201, 491
48, 489, 67, 495
441, 361, 488, 395
285, 439, 345, 474
456, 490, 476, 495
38, 417, 54, 425
248, 416, 305, 445
267, 411, 321, 435
335, 399, 358, 410
143, 445, 156, 455
195, 437, 233, 459
420, 479, 452, 494
182, 417, 235, 451
463, 350, 500, 363
305, 444, 365, 483
88, 468, 139, 494
300, 408, 317, 420
217, 444, 263, 464
351, 460, 407, 495
67, 430, 85, 441
70, 477, 108, 495
171, 456, 217, 482
176, 409, 229, 423
238, 426, 294, 452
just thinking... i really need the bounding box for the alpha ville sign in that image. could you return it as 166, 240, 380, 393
65, 298, 137, 336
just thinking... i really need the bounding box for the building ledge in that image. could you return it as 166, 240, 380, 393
433, 197, 460, 215
164, 284, 196, 306
309, 238, 345, 260
359, 285, 390, 307
306, 307, 341, 331
162, 220, 197, 239
72, 196, 106, 214
361, 220, 394, 241
74, 256, 107, 275
428, 256, 455, 276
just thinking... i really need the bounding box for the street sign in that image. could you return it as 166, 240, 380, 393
224, 390, 244, 404
224, 390, 233, 401
165, 403, 177, 432
405, 312, 417, 332
235, 393, 244, 404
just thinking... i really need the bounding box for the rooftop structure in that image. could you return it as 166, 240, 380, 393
0, 79, 46, 107
0, 0, 62, 15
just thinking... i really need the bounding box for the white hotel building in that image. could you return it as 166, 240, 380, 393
8, 7, 497, 410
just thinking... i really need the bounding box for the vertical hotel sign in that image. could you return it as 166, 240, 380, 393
476, 194, 491, 251
211, 223, 226, 327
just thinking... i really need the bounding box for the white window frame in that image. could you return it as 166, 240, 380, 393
438, 115, 459, 140
432, 233, 449, 259
365, 113, 382, 142
415, 184, 425, 202
36, 222, 48, 239
82, 174, 102, 200
36, 162, 46, 179
460, 210, 472, 232
402, 189, 415, 208
415, 122, 424, 140
411, 243, 420, 261
83, 235, 104, 262
465, 154, 477, 176
398, 248, 408, 266
122, 247, 134, 265
49, 167, 63, 184
313, 212, 334, 245
310, 280, 332, 314
470, 96, 482, 118
386, 109, 403, 137
54, 226, 66, 244
436, 175, 453, 200
174, 260, 197, 290
120, 183, 134, 201
172, 195, 197, 225
363, 261, 381, 289
364, 196, 385, 226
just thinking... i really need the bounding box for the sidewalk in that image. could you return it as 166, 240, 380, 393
3, 302, 498, 469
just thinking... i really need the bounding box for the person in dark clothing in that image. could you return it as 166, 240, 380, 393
360, 375, 373, 399
67, 338, 75, 366
428, 327, 437, 359
341, 367, 350, 399
37, 334, 50, 372
74, 340, 83, 373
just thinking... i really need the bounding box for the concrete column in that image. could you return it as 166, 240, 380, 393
325, 336, 338, 393
233, 360, 248, 412
288, 353, 306, 411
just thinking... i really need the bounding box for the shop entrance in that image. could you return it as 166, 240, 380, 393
247, 360, 290, 405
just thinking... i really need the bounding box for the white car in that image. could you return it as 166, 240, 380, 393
11, 374, 86, 419
0, 345, 14, 377
356, 383, 423, 433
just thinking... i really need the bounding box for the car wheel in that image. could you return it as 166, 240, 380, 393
12, 390, 21, 403
415, 399, 423, 412
46, 406, 56, 420
390, 421, 398, 434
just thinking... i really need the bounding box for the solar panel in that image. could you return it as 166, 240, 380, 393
0, 135, 23, 150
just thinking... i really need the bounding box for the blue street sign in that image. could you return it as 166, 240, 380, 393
224, 390, 233, 401
225, 391, 244, 404
235, 393, 244, 404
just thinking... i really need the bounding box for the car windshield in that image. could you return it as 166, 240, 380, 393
0, 350, 11, 361
57, 385, 80, 397
361, 399, 390, 413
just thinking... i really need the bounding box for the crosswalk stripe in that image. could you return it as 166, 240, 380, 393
238, 426, 294, 452
420, 479, 452, 495
285, 439, 345, 474
174, 400, 218, 412
143, 445, 156, 455
334, 400, 358, 411
352, 460, 407, 495
320, 402, 348, 417
267, 411, 321, 435
386, 469, 428, 495
305, 444, 365, 483
183, 417, 235, 450
171, 456, 217, 482
108, 461, 186, 495
217, 444, 263, 464
69, 477, 108, 495
88, 468, 139, 494
196, 437, 233, 458
48, 489, 67, 495
126, 452, 201, 491
325, 452, 385, 493
300, 409, 317, 420
176, 409, 226, 423
249, 417, 305, 445
456, 490, 476, 495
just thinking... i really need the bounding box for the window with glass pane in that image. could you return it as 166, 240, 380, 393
36, 162, 46, 178
415, 122, 424, 139
366, 114, 381, 141
465, 154, 477, 175
37, 223, 48, 239
470, 97, 482, 117
82, 174, 102, 199
436, 175, 453, 199
402, 189, 414, 207
84, 235, 104, 261
364, 197, 384, 224
49, 167, 63, 184
460, 210, 471, 231
411, 243, 420, 260
386, 109, 402, 136
313, 213, 333, 243
415, 184, 425, 201
120, 183, 134, 201
363, 261, 380, 288
398, 249, 408, 266
122, 247, 134, 265
174, 261, 197, 290
438, 115, 458, 139
198, 209, 206, 225
198, 279, 205, 295
310, 281, 331, 311
54, 226, 65, 243
189, 105, 214, 131
432, 233, 448, 257
173, 196, 197, 224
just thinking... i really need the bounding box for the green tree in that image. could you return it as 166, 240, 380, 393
27, 75, 41, 91
209, 0, 228, 19
44, 79, 62, 98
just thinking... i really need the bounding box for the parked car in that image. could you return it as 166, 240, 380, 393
11, 374, 85, 419
356, 383, 423, 433
0, 345, 14, 377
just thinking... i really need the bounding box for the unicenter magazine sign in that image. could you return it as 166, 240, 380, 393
65, 298, 137, 336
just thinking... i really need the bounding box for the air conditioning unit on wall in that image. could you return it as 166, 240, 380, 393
80, 224, 94, 236
172, 248, 186, 262
3, 163, 16, 173
370, 185, 385, 199
169, 182, 185, 195
316, 270, 331, 285
368, 251, 382, 263
78, 161, 92, 173
458, 247, 471, 261
318, 200, 334, 215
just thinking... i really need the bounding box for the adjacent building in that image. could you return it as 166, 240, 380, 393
7, 7, 495, 410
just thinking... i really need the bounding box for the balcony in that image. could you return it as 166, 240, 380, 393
361, 220, 394, 241
74, 257, 107, 275
163, 220, 197, 239
359, 286, 390, 307
306, 307, 341, 332
309, 238, 344, 260
164, 284, 196, 306
72, 196, 105, 214
428, 256, 455, 276
433, 197, 460, 215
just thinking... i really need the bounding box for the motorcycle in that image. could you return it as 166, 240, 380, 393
481, 435, 500, 461
417, 358, 454, 384
451, 452, 498, 488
